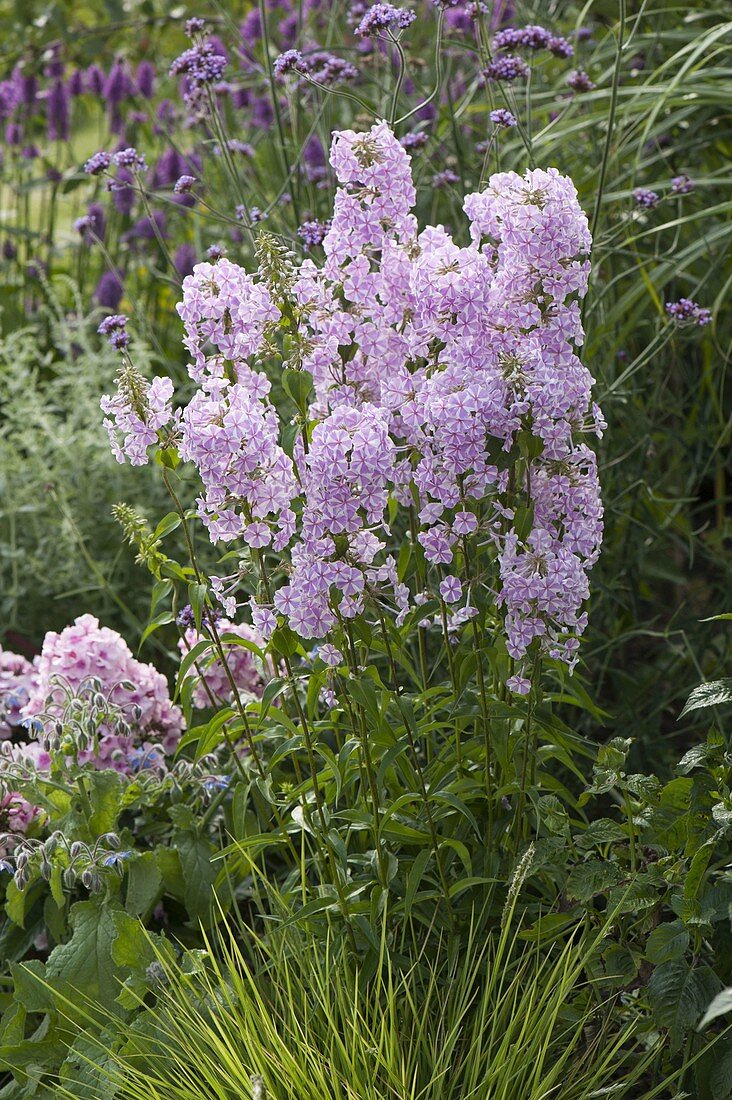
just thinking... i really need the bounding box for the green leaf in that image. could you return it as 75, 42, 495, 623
282, 368, 314, 411
87, 771, 122, 836
45, 896, 126, 1013
125, 853, 163, 918
188, 581, 208, 633
10, 960, 53, 1014
175, 638, 214, 699
59, 1031, 121, 1099
139, 609, 176, 646
174, 830, 217, 923
156, 848, 185, 899
680, 679, 732, 718
646, 921, 690, 965
710, 1047, 732, 1100
153, 512, 181, 540
698, 988, 732, 1030
111, 912, 156, 970
648, 961, 722, 1043
404, 848, 432, 916
566, 859, 623, 902
574, 819, 626, 850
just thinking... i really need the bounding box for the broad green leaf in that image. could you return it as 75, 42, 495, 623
174, 830, 217, 923
698, 987, 732, 1030
680, 679, 732, 718
646, 921, 690, 965
125, 853, 163, 918
45, 896, 125, 1013
566, 859, 622, 902
648, 961, 722, 1043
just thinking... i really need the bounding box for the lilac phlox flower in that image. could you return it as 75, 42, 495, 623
440, 576, 462, 603
318, 644, 343, 667
101, 371, 173, 465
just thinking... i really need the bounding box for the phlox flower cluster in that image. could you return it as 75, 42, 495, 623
178, 620, 265, 709
103, 120, 604, 682
101, 363, 174, 465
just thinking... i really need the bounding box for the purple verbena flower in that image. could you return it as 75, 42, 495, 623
298, 219, 331, 248
84, 150, 112, 175
490, 108, 517, 127
174, 174, 196, 194
633, 187, 659, 209
273, 50, 305, 78
113, 147, 147, 172
567, 69, 595, 92
483, 55, 529, 81
355, 4, 416, 38
665, 298, 711, 326
170, 42, 227, 87
671, 174, 693, 194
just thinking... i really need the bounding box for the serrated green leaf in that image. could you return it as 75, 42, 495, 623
649, 961, 722, 1042
680, 679, 732, 718
646, 921, 690, 964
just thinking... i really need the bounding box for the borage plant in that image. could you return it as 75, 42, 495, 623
100, 118, 603, 950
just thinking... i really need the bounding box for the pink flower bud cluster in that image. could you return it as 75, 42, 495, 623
0, 647, 35, 738
21, 615, 183, 756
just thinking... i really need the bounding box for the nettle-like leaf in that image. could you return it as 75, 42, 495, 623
565, 859, 623, 902
648, 961, 723, 1048
646, 921, 689, 965
680, 679, 732, 718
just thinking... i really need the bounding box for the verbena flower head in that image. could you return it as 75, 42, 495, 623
112, 147, 147, 172
490, 108, 517, 127
633, 187, 659, 209
567, 69, 595, 92
665, 298, 711, 326
273, 50, 305, 78
170, 41, 227, 87
355, 4, 416, 37
483, 56, 530, 81
84, 150, 111, 175
174, 174, 197, 194
671, 174, 693, 194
